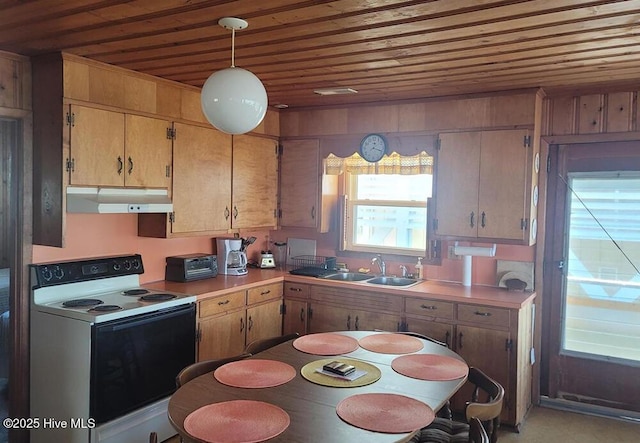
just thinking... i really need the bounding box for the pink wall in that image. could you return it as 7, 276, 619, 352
32, 214, 271, 284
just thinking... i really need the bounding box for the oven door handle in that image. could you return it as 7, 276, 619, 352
102, 305, 194, 332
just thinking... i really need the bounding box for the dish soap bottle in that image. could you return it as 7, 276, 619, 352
415, 257, 424, 280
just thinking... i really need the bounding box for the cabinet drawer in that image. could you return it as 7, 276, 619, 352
405, 298, 454, 320
457, 304, 510, 327
199, 291, 245, 318
247, 282, 283, 305
284, 282, 311, 299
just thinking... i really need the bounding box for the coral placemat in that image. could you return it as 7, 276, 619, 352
391, 354, 469, 381
300, 358, 381, 387
336, 393, 434, 433
214, 359, 296, 388
358, 333, 424, 354
293, 333, 359, 355
184, 400, 289, 443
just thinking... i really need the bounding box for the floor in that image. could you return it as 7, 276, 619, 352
498, 406, 640, 443
163, 406, 640, 442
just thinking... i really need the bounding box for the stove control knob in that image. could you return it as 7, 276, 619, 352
113, 262, 121, 271
123, 260, 132, 270
41, 267, 53, 282
53, 265, 65, 280
132, 259, 141, 270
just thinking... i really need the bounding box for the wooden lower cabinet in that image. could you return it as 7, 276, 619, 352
282, 282, 311, 335
308, 304, 400, 333
197, 283, 284, 361
405, 297, 533, 429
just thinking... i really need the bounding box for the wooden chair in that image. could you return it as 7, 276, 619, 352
410, 367, 504, 443
468, 417, 490, 443
244, 332, 300, 354
149, 432, 158, 443
175, 353, 251, 388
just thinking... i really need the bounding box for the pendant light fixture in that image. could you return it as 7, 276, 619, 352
201, 17, 268, 135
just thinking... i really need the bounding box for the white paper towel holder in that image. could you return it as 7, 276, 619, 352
453, 242, 497, 287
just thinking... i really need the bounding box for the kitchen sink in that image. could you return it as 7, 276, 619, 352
366, 276, 420, 287
321, 272, 374, 282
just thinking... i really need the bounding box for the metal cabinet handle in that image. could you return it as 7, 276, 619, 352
347, 314, 351, 330
289, 287, 302, 292
354, 315, 359, 331
474, 311, 492, 317
217, 299, 230, 306
445, 331, 451, 348
128, 156, 134, 175
300, 308, 305, 322
117, 156, 123, 175
311, 205, 316, 220
458, 332, 464, 349
248, 315, 253, 331
240, 317, 244, 332
233, 205, 239, 219
470, 212, 475, 228
261, 290, 271, 296
224, 206, 230, 220
481, 211, 486, 228
420, 304, 437, 310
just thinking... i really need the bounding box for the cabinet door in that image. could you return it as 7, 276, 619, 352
231, 135, 278, 229
478, 130, 529, 240
279, 139, 320, 228
198, 310, 246, 361
452, 325, 511, 423
404, 318, 453, 348
308, 303, 352, 333
246, 299, 283, 346
124, 114, 172, 189
172, 123, 232, 233
434, 132, 481, 237
351, 309, 401, 332
69, 105, 125, 186
283, 299, 308, 335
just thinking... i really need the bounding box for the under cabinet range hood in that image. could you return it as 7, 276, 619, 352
66, 186, 173, 214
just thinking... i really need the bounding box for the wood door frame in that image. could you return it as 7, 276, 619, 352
1, 109, 33, 443
541, 139, 640, 411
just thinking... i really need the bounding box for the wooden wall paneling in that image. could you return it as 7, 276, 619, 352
251, 109, 280, 137
0, 56, 17, 108
488, 93, 538, 127
0, 53, 30, 110
605, 92, 634, 133
123, 74, 157, 114
546, 96, 576, 136
62, 59, 89, 102
577, 94, 604, 134
88, 65, 125, 108
180, 88, 207, 124
346, 104, 399, 134
156, 82, 182, 119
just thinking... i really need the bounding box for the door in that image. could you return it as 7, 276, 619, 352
171, 123, 231, 233
69, 105, 125, 186
231, 135, 278, 228
544, 141, 640, 412
124, 114, 172, 188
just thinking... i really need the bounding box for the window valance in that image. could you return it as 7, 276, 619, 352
324, 151, 434, 175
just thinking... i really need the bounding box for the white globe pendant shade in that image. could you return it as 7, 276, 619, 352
201, 66, 267, 134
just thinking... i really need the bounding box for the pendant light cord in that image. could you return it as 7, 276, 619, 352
231, 29, 236, 67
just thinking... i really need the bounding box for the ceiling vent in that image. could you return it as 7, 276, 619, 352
313, 87, 358, 96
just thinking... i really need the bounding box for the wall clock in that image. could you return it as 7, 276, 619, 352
359, 133, 388, 162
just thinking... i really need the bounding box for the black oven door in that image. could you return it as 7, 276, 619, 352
90, 303, 196, 424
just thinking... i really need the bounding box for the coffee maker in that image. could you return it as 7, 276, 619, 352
216, 238, 248, 276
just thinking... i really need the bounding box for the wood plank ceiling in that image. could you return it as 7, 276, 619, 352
2, 0, 640, 109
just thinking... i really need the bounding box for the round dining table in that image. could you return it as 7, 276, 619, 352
168, 330, 468, 443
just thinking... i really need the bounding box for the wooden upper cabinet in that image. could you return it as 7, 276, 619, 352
67, 105, 125, 187
67, 106, 172, 189
279, 139, 320, 228
170, 122, 232, 234
124, 114, 172, 189
435, 129, 536, 244
231, 135, 278, 229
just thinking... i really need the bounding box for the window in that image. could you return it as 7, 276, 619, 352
325, 151, 434, 255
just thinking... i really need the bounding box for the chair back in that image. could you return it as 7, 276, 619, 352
175, 353, 251, 388
464, 367, 504, 443
468, 417, 490, 443
244, 332, 300, 354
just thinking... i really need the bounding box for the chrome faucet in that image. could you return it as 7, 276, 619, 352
371, 254, 386, 276
398, 264, 408, 277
